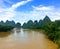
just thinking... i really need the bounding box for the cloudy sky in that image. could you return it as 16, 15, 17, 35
0, 0, 60, 24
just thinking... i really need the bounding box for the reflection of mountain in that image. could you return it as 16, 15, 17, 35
0, 31, 13, 38
13, 28, 21, 33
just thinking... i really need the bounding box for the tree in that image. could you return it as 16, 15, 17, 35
40, 15, 51, 28
0, 24, 14, 32
43, 22, 60, 41
5, 20, 15, 27
43, 15, 51, 23
27, 20, 34, 29
15, 22, 21, 28
39, 20, 43, 28
0, 21, 4, 24
33, 20, 39, 29
22, 23, 27, 28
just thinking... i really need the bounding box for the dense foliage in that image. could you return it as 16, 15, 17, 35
0, 15, 60, 48
0, 24, 13, 32
0, 20, 21, 32
22, 16, 51, 29
43, 21, 60, 49
22, 15, 60, 49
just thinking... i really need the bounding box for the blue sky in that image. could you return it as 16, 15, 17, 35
0, 0, 60, 24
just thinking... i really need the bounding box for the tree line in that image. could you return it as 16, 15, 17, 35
22, 15, 60, 49
0, 20, 21, 32
0, 15, 60, 48
22, 15, 51, 29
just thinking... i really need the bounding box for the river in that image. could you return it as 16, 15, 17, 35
0, 28, 58, 49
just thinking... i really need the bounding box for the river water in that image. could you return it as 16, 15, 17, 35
0, 28, 58, 49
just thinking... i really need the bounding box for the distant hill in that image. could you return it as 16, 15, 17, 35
0, 20, 21, 32
22, 15, 51, 29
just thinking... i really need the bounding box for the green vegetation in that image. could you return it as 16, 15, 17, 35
0, 20, 21, 32
0, 16, 60, 48
5, 20, 21, 28
22, 15, 60, 49
22, 16, 51, 29
43, 22, 60, 48
0, 24, 13, 32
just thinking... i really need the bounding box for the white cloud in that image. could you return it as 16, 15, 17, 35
13, 5, 60, 24
0, 0, 31, 22
0, 0, 60, 24
32, 6, 54, 11
10, 0, 32, 10
0, 8, 16, 21
33, 6, 60, 21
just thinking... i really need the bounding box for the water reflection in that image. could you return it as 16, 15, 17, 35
0, 32, 12, 38
0, 28, 58, 49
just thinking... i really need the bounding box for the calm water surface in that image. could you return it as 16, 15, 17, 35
0, 28, 58, 49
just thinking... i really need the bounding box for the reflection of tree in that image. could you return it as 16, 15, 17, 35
12, 28, 21, 34
0, 31, 13, 38
23, 29, 32, 33
16, 28, 21, 33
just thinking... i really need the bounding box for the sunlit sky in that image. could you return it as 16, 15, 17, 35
0, 0, 60, 24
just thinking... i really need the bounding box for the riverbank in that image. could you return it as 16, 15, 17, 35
20, 28, 59, 49
0, 29, 58, 49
